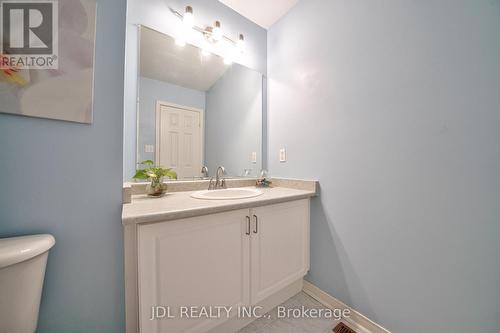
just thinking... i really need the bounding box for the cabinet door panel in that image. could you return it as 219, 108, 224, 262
251, 199, 310, 304
138, 209, 250, 333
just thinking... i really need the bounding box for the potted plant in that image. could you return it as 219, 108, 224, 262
133, 160, 177, 197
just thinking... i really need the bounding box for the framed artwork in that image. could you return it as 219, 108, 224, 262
0, 0, 96, 123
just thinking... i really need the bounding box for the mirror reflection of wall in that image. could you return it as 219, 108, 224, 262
136, 26, 263, 180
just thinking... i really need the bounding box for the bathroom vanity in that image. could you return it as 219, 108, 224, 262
122, 179, 317, 333
122, 24, 316, 333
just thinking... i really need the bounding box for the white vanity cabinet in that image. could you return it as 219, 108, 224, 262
136, 199, 310, 333
138, 208, 251, 333
250, 199, 310, 304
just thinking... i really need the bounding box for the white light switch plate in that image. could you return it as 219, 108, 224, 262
145, 144, 154, 153
279, 148, 286, 162
251, 152, 257, 163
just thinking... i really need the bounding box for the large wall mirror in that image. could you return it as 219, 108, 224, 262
135, 26, 264, 180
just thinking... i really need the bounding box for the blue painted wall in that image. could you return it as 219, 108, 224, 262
137, 77, 206, 165
268, 0, 500, 332
205, 64, 263, 177
0, 0, 127, 331
123, 0, 268, 180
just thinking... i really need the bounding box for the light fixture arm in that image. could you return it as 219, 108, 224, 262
169, 6, 242, 47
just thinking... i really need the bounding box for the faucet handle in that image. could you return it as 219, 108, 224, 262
208, 177, 215, 190
221, 178, 227, 189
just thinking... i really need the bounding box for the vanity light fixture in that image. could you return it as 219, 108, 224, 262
175, 38, 186, 47
212, 21, 223, 41
201, 48, 211, 57
183, 6, 194, 28
169, 5, 246, 61
237, 34, 245, 52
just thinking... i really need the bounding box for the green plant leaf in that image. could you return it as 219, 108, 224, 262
165, 169, 177, 179
133, 169, 149, 180
134, 163, 176, 181
145, 171, 158, 179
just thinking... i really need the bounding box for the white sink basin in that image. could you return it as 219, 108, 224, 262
191, 188, 263, 200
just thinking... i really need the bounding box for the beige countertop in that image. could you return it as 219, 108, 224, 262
122, 186, 316, 225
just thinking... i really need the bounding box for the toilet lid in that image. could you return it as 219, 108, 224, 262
0, 234, 55, 269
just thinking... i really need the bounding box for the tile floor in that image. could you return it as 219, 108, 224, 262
237, 292, 343, 333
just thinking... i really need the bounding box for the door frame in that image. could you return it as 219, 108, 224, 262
155, 100, 204, 172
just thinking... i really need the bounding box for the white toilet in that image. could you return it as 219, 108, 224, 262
0, 234, 55, 333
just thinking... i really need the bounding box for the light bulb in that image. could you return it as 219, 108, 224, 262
175, 38, 186, 47
201, 48, 210, 57
237, 34, 245, 53
183, 6, 194, 28
212, 21, 223, 41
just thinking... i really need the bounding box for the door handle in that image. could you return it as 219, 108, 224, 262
253, 215, 258, 234
246, 216, 251, 235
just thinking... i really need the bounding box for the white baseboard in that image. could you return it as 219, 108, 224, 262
302, 280, 391, 333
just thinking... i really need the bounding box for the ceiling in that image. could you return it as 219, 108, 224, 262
140, 27, 228, 92
218, 0, 299, 29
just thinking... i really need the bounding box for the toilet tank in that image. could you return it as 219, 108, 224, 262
0, 234, 55, 333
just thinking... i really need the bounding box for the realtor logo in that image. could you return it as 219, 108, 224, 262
1, 0, 58, 69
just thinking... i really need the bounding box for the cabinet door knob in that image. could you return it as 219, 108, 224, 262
253, 215, 258, 234
246, 216, 251, 235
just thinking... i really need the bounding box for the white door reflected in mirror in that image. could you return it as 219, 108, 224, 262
156, 102, 202, 179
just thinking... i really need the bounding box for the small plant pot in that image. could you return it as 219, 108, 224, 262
147, 179, 167, 197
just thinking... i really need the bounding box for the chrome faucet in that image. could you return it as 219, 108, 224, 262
207, 166, 225, 190
215, 166, 226, 189
201, 166, 209, 178
207, 166, 227, 190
